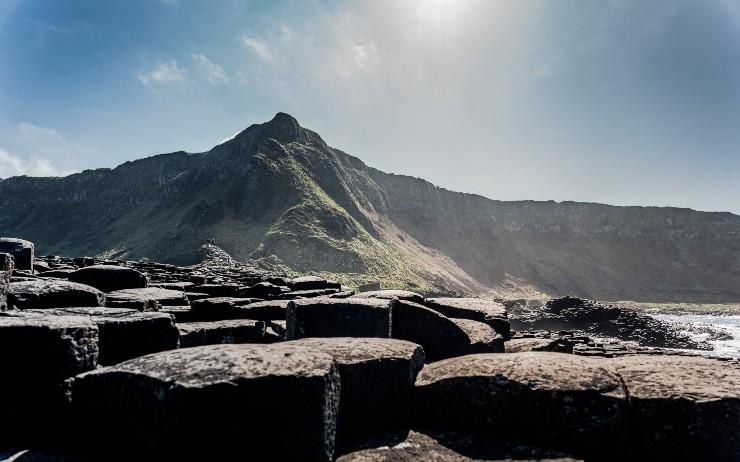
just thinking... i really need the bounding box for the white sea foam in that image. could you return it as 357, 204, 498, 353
648, 313, 740, 358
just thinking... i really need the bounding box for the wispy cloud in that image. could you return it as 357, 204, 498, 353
192, 53, 229, 85
137, 60, 186, 85
238, 35, 274, 62
0, 122, 80, 178
0, 148, 68, 177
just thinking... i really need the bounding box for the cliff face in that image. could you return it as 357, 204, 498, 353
2, 113, 740, 301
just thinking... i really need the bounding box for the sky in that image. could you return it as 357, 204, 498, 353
1, 0, 739, 213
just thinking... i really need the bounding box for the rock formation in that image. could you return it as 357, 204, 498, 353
0, 237, 738, 460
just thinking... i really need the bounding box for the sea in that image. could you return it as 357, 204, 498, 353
647, 312, 740, 358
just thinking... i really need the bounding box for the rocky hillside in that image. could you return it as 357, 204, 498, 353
2, 113, 740, 301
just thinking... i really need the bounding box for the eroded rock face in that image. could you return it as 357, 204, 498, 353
285, 337, 424, 453
610, 355, 740, 461
287, 298, 392, 340
8, 279, 105, 309
510, 297, 712, 350
0, 315, 99, 446
450, 318, 504, 354
189, 297, 270, 321
23, 307, 179, 366
105, 287, 189, 310
70, 344, 341, 461
0, 237, 34, 271
178, 319, 265, 347
68, 265, 148, 292
0, 253, 11, 310
414, 352, 629, 460
424, 298, 510, 339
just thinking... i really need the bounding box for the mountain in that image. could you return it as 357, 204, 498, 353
2, 113, 740, 302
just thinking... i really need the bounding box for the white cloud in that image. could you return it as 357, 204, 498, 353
192, 53, 229, 85
0, 148, 68, 178
238, 35, 274, 62
137, 60, 186, 85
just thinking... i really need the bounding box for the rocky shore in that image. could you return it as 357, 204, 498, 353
0, 237, 738, 461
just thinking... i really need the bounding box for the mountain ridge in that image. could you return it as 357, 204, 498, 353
2, 113, 740, 302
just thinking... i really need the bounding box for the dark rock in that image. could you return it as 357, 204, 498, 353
8, 279, 105, 309
414, 352, 629, 460
191, 283, 241, 297
289, 276, 340, 291
184, 291, 210, 302
280, 288, 340, 299
611, 354, 740, 461
105, 287, 189, 310
336, 431, 470, 462
33, 261, 51, 273
328, 290, 356, 299
0, 253, 11, 310
0, 315, 98, 446
178, 319, 265, 347
450, 318, 505, 353
72, 257, 95, 268
351, 289, 424, 304
391, 300, 474, 361
287, 298, 392, 340
286, 337, 424, 453
511, 296, 710, 350
68, 265, 148, 292
425, 298, 510, 339
25, 307, 179, 365
0, 237, 34, 270
70, 344, 341, 460
159, 305, 196, 322
189, 297, 267, 320
242, 281, 283, 299
152, 282, 196, 291
39, 269, 75, 279
505, 337, 574, 354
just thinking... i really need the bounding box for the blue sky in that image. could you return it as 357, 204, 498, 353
1, 0, 739, 213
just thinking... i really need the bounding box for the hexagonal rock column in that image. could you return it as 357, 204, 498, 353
0, 253, 12, 310
68, 265, 148, 292
189, 297, 275, 321
0, 315, 99, 446
391, 300, 473, 361
450, 318, 504, 353
287, 298, 392, 340
70, 344, 341, 461
289, 275, 340, 291
105, 287, 189, 310
0, 237, 34, 271
27, 307, 179, 365
286, 338, 425, 453
178, 319, 266, 347
350, 289, 425, 304
8, 279, 105, 309
414, 352, 629, 460
611, 354, 740, 461
424, 298, 510, 339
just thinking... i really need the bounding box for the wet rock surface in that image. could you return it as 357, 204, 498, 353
0, 240, 738, 460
